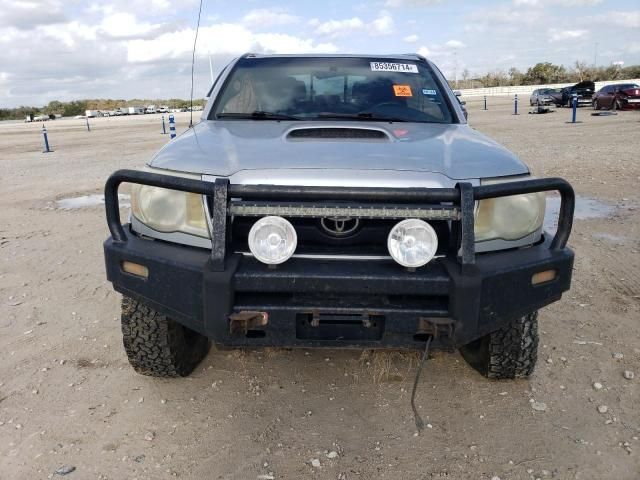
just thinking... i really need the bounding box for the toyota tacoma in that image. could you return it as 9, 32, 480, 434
103, 53, 575, 379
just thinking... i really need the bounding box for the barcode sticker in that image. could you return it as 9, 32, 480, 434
370, 62, 418, 73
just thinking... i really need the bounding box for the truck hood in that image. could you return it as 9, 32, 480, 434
149, 120, 529, 181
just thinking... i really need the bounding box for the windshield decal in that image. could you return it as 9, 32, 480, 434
422, 89, 436, 95
393, 85, 413, 97
370, 62, 418, 73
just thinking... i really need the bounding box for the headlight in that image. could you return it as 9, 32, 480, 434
130, 184, 209, 238
475, 178, 545, 242
387, 219, 438, 268
248, 216, 297, 265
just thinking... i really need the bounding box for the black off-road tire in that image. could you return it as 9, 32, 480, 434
459, 311, 539, 379
121, 296, 210, 377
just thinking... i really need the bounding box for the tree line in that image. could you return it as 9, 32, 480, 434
453, 61, 640, 89
0, 98, 206, 121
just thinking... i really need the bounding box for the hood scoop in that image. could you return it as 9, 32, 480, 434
286, 127, 390, 141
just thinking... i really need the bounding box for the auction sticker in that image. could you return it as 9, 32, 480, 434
370, 62, 418, 73
393, 85, 413, 97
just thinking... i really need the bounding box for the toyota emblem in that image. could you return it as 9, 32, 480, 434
320, 216, 360, 237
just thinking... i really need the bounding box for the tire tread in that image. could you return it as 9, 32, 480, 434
460, 312, 539, 379
121, 296, 209, 377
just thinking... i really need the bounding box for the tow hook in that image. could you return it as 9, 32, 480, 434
416, 318, 455, 341
229, 311, 269, 336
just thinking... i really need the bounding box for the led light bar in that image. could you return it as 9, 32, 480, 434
229, 202, 460, 220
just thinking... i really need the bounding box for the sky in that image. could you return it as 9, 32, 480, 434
0, 0, 638, 107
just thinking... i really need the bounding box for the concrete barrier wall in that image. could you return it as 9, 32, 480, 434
457, 79, 640, 97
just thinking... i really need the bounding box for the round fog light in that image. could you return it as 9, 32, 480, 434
387, 219, 438, 268
248, 216, 297, 265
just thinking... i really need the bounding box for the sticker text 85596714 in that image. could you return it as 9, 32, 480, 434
370, 62, 418, 73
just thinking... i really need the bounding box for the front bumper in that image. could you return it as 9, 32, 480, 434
102, 170, 575, 349
105, 230, 573, 348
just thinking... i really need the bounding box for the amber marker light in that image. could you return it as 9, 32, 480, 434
121, 261, 149, 278
531, 269, 556, 285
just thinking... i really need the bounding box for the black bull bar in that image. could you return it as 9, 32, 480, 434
105, 169, 575, 270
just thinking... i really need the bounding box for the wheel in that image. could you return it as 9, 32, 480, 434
611, 98, 618, 111
614, 99, 622, 111
120, 296, 210, 377
593, 99, 600, 110
459, 311, 539, 379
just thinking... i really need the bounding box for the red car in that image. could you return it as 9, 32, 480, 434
592, 83, 640, 110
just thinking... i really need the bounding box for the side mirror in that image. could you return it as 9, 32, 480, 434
453, 90, 462, 97
460, 100, 466, 105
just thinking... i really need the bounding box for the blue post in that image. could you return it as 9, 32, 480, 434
514, 94, 519, 115
169, 114, 176, 139
483, 95, 487, 110
42, 125, 51, 153
162, 115, 167, 134
571, 94, 577, 123
86, 115, 91, 132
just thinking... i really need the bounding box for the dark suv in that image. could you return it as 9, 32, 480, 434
560, 80, 595, 107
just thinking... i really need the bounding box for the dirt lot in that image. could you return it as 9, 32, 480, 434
1, 103, 639, 480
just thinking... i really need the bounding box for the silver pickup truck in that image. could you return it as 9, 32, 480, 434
103, 53, 575, 380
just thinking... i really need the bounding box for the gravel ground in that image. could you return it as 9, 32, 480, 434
0, 103, 639, 480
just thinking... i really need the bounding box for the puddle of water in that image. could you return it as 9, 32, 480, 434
544, 195, 616, 231
591, 232, 626, 245
56, 194, 130, 210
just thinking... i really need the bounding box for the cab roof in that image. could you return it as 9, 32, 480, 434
242, 53, 427, 61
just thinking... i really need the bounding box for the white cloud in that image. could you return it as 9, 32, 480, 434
445, 40, 465, 49
99, 12, 163, 39
514, 0, 603, 5
254, 33, 338, 54
242, 9, 300, 28
548, 28, 588, 42
385, 0, 442, 6
369, 11, 394, 36
0, 0, 66, 29
591, 11, 640, 28
417, 46, 431, 57
127, 23, 337, 62
314, 12, 394, 37
403, 34, 419, 43
465, 6, 542, 32
314, 17, 365, 37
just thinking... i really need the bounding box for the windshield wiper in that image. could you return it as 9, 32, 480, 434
216, 111, 301, 120
315, 112, 407, 122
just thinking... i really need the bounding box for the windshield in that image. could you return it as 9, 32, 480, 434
211, 56, 454, 123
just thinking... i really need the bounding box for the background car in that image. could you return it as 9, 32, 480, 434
529, 88, 561, 106
592, 83, 640, 110
560, 80, 595, 107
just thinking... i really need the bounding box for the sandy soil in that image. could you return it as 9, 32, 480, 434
1, 104, 639, 480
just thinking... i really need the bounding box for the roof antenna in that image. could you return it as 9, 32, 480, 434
189, 0, 204, 128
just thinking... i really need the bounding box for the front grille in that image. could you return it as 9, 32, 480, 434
205, 185, 461, 260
